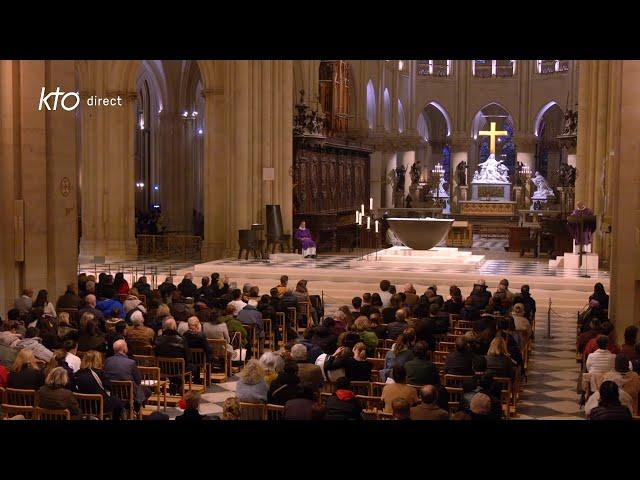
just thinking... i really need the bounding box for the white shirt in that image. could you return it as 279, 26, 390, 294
586, 349, 616, 373
66, 352, 81, 373
585, 389, 634, 417
379, 291, 393, 308
229, 299, 247, 316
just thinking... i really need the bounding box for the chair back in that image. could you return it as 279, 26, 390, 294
276, 312, 287, 345
377, 411, 394, 420
133, 355, 157, 367
73, 393, 104, 420
130, 342, 154, 356
262, 317, 274, 351
366, 357, 385, 371
239, 401, 266, 420
157, 357, 186, 379
318, 392, 333, 405
383, 339, 395, 349
433, 351, 448, 364
139, 366, 164, 412
266, 403, 285, 420
5, 388, 37, 407
1, 404, 35, 419
350, 381, 371, 396
208, 338, 229, 381
375, 347, 392, 359
35, 407, 71, 420
445, 387, 464, 413
444, 374, 474, 388
356, 395, 384, 413
109, 380, 135, 418
438, 342, 456, 353
189, 348, 209, 385
0, 386, 4, 404
370, 382, 387, 397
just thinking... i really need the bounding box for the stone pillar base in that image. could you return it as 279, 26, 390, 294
202, 241, 226, 261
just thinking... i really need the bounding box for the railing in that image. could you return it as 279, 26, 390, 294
136, 234, 202, 261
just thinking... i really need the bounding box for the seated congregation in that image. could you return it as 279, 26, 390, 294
577, 283, 640, 420
0, 271, 544, 420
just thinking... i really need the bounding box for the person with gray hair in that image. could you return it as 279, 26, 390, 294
403, 283, 419, 306
154, 316, 192, 394
291, 343, 324, 393
125, 310, 155, 351
37, 366, 81, 417
79, 293, 106, 331
259, 351, 285, 387
104, 339, 150, 408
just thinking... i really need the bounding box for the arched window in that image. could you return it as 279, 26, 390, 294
472, 60, 516, 78
366, 80, 376, 129
383, 88, 391, 131
537, 60, 570, 74
416, 60, 451, 77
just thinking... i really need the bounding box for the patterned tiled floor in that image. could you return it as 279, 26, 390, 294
514, 311, 584, 420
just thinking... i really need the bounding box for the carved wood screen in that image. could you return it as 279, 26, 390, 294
319, 60, 350, 136
293, 143, 370, 215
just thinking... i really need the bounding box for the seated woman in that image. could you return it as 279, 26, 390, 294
324, 342, 372, 382
38, 367, 81, 417
75, 350, 124, 420
295, 221, 317, 259
236, 359, 268, 403
7, 349, 45, 390
485, 337, 515, 379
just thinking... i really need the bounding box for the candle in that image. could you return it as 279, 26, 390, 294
355, 211, 359, 223
358, 213, 362, 225
369, 197, 373, 210
375, 220, 379, 233
367, 216, 371, 230
361, 204, 365, 216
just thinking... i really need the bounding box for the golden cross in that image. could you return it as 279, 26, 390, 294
478, 121, 508, 155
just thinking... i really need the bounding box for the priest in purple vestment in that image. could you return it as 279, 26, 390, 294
295, 221, 317, 258
567, 202, 595, 252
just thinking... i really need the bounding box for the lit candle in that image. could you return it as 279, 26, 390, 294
355, 211, 359, 223
375, 220, 379, 233
358, 213, 362, 225
367, 216, 371, 230
370, 197, 373, 210
361, 204, 365, 216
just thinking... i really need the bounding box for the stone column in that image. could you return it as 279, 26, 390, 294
449, 132, 469, 211
0, 60, 78, 312
576, 60, 620, 259
609, 60, 640, 344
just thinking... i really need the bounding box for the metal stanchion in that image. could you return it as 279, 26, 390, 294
545, 298, 553, 339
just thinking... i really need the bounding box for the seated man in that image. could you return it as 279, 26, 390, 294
104, 339, 149, 409
404, 341, 439, 386
392, 398, 412, 420
410, 385, 449, 420
154, 317, 191, 394
290, 343, 324, 393
586, 335, 617, 373
513, 284, 536, 320
387, 308, 409, 341
381, 366, 419, 413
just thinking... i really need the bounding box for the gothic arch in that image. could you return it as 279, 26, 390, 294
534, 100, 562, 136
397, 98, 405, 133
470, 102, 515, 138
383, 88, 391, 131
366, 79, 376, 129
423, 101, 452, 136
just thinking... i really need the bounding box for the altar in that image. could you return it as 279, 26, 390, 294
471, 183, 511, 201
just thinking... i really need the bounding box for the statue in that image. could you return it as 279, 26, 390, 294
395, 165, 407, 193
472, 154, 510, 184
387, 168, 397, 191
455, 161, 467, 187
410, 161, 422, 186
570, 110, 578, 134
430, 176, 448, 198
531, 171, 555, 199
473, 170, 480, 182
404, 194, 412, 208
558, 163, 577, 187
562, 110, 572, 135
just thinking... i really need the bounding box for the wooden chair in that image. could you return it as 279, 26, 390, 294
361, 410, 378, 420
189, 348, 211, 387
73, 393, 105, 420
437, 342, 456, 353
266, 403, 285, 420
139, 366, 167, 412
350, 381, 371, 396
244, 324, 260, 360
445, 387, 464, 413
262, 317, 275, 351
370, 382, 387, 397
432, 351, 449, 365
5, 388, 37, 407
318, 392, 333, 405
493, 377, 514, 418
375, 347, 392, 359
0, 386, 4, 404
356, 395, 384, 414
156, 357, 193, 404
383, 339, 395, 349
239, 402, 267, 420
35, 407, 71, 420
133, 355, 157, 367
109, 380, 137, 419
366, 357, 385, 372
208, 338, 230, 382
276, 312, 288, 346
297, 301, 312, 334
1, 404, 35, 419
377, 411, 394, 420
444, 374, 474, 388
130, 343, 155, 356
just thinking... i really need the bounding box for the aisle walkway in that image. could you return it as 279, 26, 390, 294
515, 311, 584, 419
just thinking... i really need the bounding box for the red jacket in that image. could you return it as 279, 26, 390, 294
117, 281, 130, 295
0, 365, 8, 388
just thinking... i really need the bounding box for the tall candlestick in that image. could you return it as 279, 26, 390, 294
355, 211, 359, 223
375, 220, 379, 233
361, 204, 365, 216
358, 213, 362, 225
367, 216, 371, 230
369, 197, 373, 210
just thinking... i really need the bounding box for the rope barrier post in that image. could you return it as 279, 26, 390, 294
545, 297, 553, 339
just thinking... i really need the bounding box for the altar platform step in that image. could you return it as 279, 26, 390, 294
347, 246, 486, 271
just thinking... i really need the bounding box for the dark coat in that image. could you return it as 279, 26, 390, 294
444, 351, 475, 376
267, 373, 308, 405
387, 321, 408, 340
56, 292, 82, 310
37, 385, 80, 416
590, 405, 632, 420
103, 353, 145, 403
178, 279, 198, 299
154, 330, 189, 360
183, 331, 212, 362
310, 327, 338, 355
175, 408, 207, 421
7, 366, 45, 390
78, 333, 107, 353
485, 355, 514, 379
325, 391, 362, 420
404, 358, 440, 386
325, 354, 372, 382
